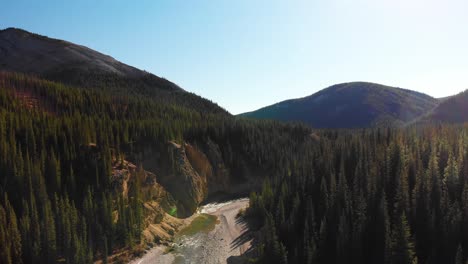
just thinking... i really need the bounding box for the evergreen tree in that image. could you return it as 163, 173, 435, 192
390, 213, 417, 264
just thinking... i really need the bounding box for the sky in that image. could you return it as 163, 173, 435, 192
2, 0, 468, 114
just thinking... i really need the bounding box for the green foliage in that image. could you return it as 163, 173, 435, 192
177, 214, 218, 237
169, 206, 178, 217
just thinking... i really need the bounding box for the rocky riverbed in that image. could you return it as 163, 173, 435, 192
129, 198, 251, 264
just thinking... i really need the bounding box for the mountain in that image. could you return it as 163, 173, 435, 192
422, 89, 468, 123
240, 82, 439, 128
0, 27, 227, 114
0, 27, 145, 78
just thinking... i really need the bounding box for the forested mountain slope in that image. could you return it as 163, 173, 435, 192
0, 72, 312, 263
0, 28, 226, 114
422, 89, 468, 123
241, 82, 439, 128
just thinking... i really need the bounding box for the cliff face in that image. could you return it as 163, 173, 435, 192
163, 141, 208, 217
109, 157, 184, 245
185, 140, 236, 199
138, 140, 262, 218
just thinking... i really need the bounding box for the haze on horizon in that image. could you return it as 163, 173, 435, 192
2, 0, 468, 114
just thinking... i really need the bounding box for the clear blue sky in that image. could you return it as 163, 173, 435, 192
2, 0, 468, 114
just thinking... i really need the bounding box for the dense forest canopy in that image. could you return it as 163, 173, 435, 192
247, 125, 468, 264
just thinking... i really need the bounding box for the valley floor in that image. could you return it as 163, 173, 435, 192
129, 198, 251, 264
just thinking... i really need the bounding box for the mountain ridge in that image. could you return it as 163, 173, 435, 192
0, 27, 146, 78
0, 27, 228, 115
421, 89, 468, 123
240, 82, 439, 128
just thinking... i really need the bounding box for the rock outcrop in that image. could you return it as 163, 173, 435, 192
160, 141, 208, 217
139, 140, 262, 217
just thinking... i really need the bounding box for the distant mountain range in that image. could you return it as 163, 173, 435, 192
2, 27, 467, 128
241, 82, 467, 128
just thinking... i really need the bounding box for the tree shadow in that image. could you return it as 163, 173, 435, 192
233, 214, 251, 246
227, 213, 258, 264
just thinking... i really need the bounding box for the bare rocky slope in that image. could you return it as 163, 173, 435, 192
0, 27, 144, 78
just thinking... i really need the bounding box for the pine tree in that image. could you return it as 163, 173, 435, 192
41, 198, 56, 263
0, 204, 12, 264
444, 152, 459, 201
4, 195, 22, 264
391, 213, 417, 264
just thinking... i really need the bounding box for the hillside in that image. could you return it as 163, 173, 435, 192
0, 27, 227, 114
0, 70, 312, 263
241, 82, 439, 128
422, 89, 468, 123
0, 28, 145, 78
